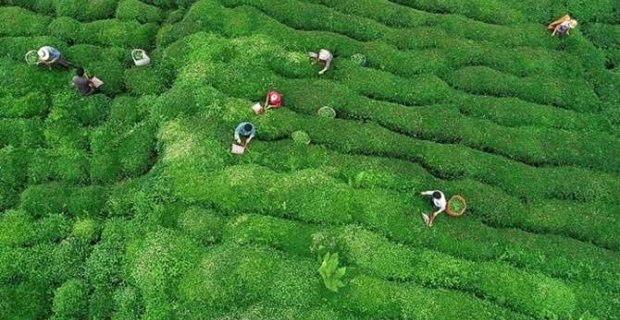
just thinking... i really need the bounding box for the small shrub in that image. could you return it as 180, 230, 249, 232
116, 0, 163, 23
318, 252, 346, 292
0, 7, 51, 36
54, 0, 118, 22
52, 279, 88, 319
72, 218, 99, 242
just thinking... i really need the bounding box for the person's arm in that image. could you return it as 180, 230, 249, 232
552, 25, 560, 36
433, 206, 446, 216
234, 132, 241, 144
420, 190, 434, 196
318, 59, 331, 75
245, 133, 255, 145
264, 95, 270, 108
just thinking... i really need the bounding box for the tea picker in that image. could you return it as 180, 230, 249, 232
252, 91, 282, 115
72, 66, 103, 96
232, 122, 256, 154
420, 190, 447, 227
308, 49, 333, 75
420, 190, 467, 227
548, 14, 578, 36
27, 46, 72, 69
264, 91, 282, 110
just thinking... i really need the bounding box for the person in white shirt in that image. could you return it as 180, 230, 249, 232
308, 49, 333, 75
420, 190, 446, 227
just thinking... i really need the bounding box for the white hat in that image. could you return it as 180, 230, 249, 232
37, 47, 50, 61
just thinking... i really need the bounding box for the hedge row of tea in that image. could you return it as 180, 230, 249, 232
1, 0, 619, 319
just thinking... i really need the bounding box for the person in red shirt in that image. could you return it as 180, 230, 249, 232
264, 91, 282, 110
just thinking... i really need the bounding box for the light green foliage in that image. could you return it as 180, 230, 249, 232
52, 279, 88, 320
318, 252, 346, 292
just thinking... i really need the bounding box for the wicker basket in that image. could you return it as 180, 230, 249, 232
25, 50, 39, 65
291, 130, 311, 145
446, 195, 467, 217
317, 106, 336, 118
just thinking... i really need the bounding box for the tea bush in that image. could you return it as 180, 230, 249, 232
51, 279, 88, 320
116, 0, 163, 23
0, 6, 51, 36
53, 0, 118, 22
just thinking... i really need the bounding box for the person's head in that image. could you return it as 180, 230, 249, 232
244, 123, 253, 132
568, 19, 578, 28
76, 67, 85, 77
308, 52, 318, 59
432, 191, 442, 199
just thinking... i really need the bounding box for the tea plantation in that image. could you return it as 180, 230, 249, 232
1, 0, 619, 319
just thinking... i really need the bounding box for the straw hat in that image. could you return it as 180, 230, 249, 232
37, 47, 50, 61
568, 19, 578, 28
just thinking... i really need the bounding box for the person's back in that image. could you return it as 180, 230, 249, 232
37, 46, 71, 68
72, 67, 94, 95
38, 46, 60, 62
234, 122, 256, 145
318, 49, 332, 62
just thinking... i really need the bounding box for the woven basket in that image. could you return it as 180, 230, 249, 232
317, 106, 336, 118
446, 195, 467, 217
25, 50, 39, 65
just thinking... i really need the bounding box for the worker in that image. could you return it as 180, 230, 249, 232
72, 67, 95, 96
234, 122, 256, 146
548, 15, 578, 36
308, 49, 333, 75
420, 190, 447, 227
264, 91, 282, 110
37, 46, 71, 69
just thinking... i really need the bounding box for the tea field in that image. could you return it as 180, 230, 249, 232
1, 0, 620, 319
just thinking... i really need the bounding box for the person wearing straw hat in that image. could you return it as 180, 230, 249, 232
264, 91, 282, 110
548, 15, 578, 36
234, 122, 256, 146
72, 66, 95, 96
420, 190, 447, 227
308, 49, 333, 75
37, 46, 71, 69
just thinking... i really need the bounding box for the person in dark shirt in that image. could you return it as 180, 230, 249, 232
72, 67, 95, 96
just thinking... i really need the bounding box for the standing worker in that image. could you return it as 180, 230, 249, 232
37, 46, 72, 69
234, 122, 256, 147
420, 190, 447, 227
308, 49, 333, 75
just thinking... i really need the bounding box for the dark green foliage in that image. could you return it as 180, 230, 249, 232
0, 6, 51, 36
53, 0, 118, 22
49, 17, 157, 48
0, 90, 49, 118
51, 92, 111, 127
116, 0, 163, 23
